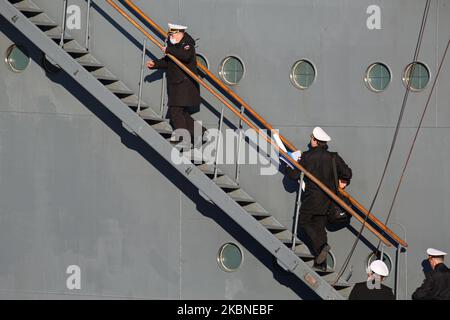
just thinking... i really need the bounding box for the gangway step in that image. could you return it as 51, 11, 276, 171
12, 0, 42, 13
139, 113, 167, 123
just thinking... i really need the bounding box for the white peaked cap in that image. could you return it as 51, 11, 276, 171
168, 23, 187, 30
427, 248, 447, 256
369, 260, 389, 277
312, 127, 331, 142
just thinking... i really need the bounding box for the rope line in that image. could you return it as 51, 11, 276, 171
333, 0, 431, 284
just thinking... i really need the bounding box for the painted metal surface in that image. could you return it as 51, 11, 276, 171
0, 0, 449, 299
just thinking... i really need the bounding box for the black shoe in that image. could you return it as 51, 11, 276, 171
315, 244, 331, 265
313, 262, 327, 272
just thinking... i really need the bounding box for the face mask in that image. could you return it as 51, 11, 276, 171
169, 37, 177, 45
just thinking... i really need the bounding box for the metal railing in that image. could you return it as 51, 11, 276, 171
102, 0, 407, 248
120, 0, 408, 249
235, 106, 245, 184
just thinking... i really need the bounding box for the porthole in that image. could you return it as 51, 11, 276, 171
196, 54, 208, 69
326, 251, 336, 270
402, 62, 430, 91
364, 62, 391, 92
290, 59, 316, 90
218, 243, 243, 272
366, 252, 393, 277
5, 44, 30, 73
219, 56, 244, 85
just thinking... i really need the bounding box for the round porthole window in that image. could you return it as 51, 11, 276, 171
219, 56, 244, 85
5, 44, 30, 73
218, 243, 243, 272
366, 252, 392, 276
290, 59, 316, 89
364, 62, 391, 92
402, 62, 430, 91
196, 54, 208, 69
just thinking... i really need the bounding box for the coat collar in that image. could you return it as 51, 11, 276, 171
434, 263, 449, 272
309, 144, 329, 151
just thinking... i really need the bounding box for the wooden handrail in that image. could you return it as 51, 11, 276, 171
106, 0, 399, 247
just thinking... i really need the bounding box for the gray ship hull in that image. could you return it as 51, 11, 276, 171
0, 0, 449, 299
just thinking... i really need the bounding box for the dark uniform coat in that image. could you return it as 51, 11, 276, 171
412, 263, 450, 300
150, 32, 201, 107
348, 282, 395, 300
287, 145, 352, 217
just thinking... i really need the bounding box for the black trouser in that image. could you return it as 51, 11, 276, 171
299, 213, 328, 258
168, 106, 196, 142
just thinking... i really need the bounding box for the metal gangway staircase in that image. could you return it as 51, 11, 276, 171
0, 0, 408, 299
